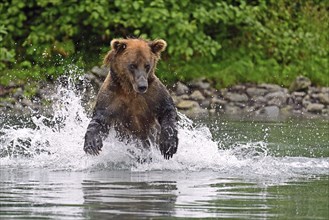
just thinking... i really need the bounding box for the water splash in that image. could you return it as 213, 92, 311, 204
0, 77, 328, 181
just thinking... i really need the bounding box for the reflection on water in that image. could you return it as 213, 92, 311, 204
0, 78, 328, 219
0, 169, 328, 219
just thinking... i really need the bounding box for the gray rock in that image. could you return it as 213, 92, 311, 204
265, 91, 288, 107
257, 106, 280, 118
0, 101, 14, 109
225, 92, 248, 102
211, 97, 227, 105
175, 82, 189, 95
306, 103, 325, 113
321, 87, 329, 93
178, 94, 190, 100
252, 96, 267, 104
183, 107, 208, 118
189, 78, 210, 90
21, 99, 33, 107
308, 87, 321, 94
322, 108, 329, 115
210, 97, 227, 110
225, 104, 241, 114
209, 109, 216, 115
281, 106, 293, 115
231, 85, 246, 92
292, 91, 306, 97
318, 93, 329, 105
190, 90, 205, 101
176, 82, 190, 95
259, 83, 282, 93
289, 76, 311, 92
234, 102, 247, 109
203, 89, 214, 98
246, 87, 267, 97
176, 100, 200, 110
200, 99, 211, 108
13, 88, 24, 99
85, 72, 102, 86
302, 95, 311, 107
91, 66, 109, 78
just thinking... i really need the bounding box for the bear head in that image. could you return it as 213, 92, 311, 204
103, 38, 167, 94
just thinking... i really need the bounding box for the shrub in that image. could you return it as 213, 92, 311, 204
0, 0, 328, 87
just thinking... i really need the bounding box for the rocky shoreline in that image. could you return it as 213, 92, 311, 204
1, 66, 329, 120
172, 78, 329, 119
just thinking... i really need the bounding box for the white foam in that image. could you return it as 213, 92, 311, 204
0, 78, 328, 181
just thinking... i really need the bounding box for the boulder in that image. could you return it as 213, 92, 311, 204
225, 92, 248, 102
200, 99, 211, 108
259, 83, 282, 93
292, 91, 306, 97
265, 91, 288, 107
175, 82, 189, 95
190, 90, 205, 101
224, 104, 241, 114
91, 66, 109, 79
189, 78, 210, 90
289, 76, 311, 92
306, 103, 325, 113
257, 106, 280, 118
318, 93, 329, 105
176, 100, 200, 110
210, 97, 227, 110
246, 87, 267, 97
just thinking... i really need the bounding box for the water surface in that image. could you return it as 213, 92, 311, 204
0, 80, 328, 219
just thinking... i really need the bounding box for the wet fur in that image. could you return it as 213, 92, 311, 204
84, 38, 178, 159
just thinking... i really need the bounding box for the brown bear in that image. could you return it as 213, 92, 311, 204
84, 38, 178, 159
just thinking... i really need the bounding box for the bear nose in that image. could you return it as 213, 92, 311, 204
138, 86, 147, 93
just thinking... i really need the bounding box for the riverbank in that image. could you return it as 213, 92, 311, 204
1, 66, 328, 120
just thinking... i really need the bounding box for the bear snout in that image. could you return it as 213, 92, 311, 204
133, 74, 148, 93
138, 85, 148, 93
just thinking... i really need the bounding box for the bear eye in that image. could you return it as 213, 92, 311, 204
145, 64, 150, 72
128, 64, 137, 71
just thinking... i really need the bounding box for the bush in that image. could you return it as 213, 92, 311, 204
0, 0, 328, 87
0, 25, 15, 70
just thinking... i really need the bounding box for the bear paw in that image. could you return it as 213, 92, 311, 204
84, 131, 103, 156
159, 130, 178, 160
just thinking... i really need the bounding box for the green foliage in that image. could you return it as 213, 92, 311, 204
0, 0, 328, 87
0, 25, 15, 70
242, 0, 329, 86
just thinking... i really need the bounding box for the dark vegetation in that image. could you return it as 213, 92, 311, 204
0, 0, 328, 91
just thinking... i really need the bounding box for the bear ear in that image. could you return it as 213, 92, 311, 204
103, 39, 127, 66
103, 50, 114, 66
111, 39, 127, 53
149, 39, 167, 55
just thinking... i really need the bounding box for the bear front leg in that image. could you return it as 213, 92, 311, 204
84, 111, 109, 156
159, 105, 178, 159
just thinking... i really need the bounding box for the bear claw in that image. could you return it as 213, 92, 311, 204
159, 137, 178, 160
84, 132, 103, 156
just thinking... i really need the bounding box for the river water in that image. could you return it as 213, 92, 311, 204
0, 80, 328, 219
